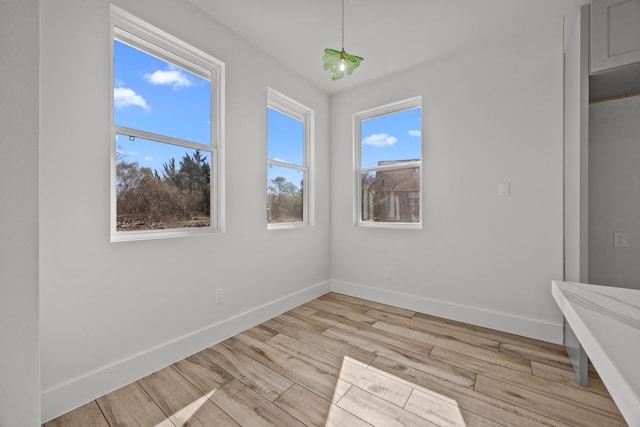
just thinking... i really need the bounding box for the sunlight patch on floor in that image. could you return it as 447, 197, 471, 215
327, 356, 468, 426
154, 391, 215, 427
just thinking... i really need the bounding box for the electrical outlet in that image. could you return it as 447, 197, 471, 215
384, 267, 392, 279
215, 288, 224, 304
614, 232, 629, 248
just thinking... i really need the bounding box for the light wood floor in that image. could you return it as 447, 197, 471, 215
44, 293, 628, 426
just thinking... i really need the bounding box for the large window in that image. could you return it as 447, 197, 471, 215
111, 6, 224, 241
355, 97, 422, 228
267, 88, 313, 229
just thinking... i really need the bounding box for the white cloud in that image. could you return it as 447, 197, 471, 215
144, 156, 153, 162
362, 133, 398, 147
272, 157, 286, 162
144, 68, 192, 89
114, 87, 149, 110
408, 130, 421, 137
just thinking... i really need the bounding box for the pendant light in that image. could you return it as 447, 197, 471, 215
323, 0, 364, 80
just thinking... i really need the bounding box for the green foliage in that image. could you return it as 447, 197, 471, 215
116, 150, 211, 230
267, 176, 303, 223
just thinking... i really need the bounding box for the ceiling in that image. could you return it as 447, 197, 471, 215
186, 0, 589, 94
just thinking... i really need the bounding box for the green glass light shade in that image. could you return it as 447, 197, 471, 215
323, 48, 364, 81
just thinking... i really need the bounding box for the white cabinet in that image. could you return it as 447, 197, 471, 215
591, 0, 640, 73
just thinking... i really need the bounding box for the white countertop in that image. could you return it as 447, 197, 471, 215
552, 280, 640, 426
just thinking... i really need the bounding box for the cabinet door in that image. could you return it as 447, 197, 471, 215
591, 0, 640, 73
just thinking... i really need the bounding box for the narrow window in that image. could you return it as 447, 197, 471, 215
355, 97, 422, 228
267, 88, 314, 229
111, 6, 224, 241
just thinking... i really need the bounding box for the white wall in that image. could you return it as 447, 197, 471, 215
10, 1, 580, 421
563, 6, 590, 284
39, 0, 330, 421
0, 0, 41, 425
330, 20, 565, 343
589, 95, 640, 289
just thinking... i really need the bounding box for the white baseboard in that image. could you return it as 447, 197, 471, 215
330, 279, 563, 344
41, 280, 330, 423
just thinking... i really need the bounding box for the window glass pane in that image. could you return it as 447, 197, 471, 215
267, 164, 304, 223
267, 107, 303, 166
116, 133, 211, 231
114, 40, 211, 145
361, 107, 421, 169
360, 167, 420, 223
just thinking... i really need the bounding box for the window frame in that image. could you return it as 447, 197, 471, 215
267, 87, 314, 230
353, 96, 423, 229
110, 5, 225, 242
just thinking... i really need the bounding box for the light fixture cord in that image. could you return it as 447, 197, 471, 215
341, 0, 345, 51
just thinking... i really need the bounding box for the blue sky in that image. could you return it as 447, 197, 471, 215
114, 39, 211, 174
267, 108, 305, 190
360, 107, 422, 169
267, 108, 303, 166
114, 39, 421, 185
266, 106, 422, 189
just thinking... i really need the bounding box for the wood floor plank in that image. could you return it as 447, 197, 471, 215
474, 374, 628, 427
429, 345, 531, 377
412, 311, 565, 352
314, 295, 372, 314
372, 317, 508, 362
266, 332, 345, 374
337, 385, 436, 427
324, 326, 477, 388
51, 293, 625, 427
371, 356, 572, 427
275, 311, 330, 333
368, 309, 501, 351
96, 382, 173, 427
321, 292, 416, 318
209, 379, 305, 427
305, 298, 378, 325
289, 304, 318, 317
430, 346, 624, 420
263, 317, 377, 365
530, 360, 611, 397
274, 384, 331, 427
43, 400, 109, 427
405, 388, 504, 427
499, 342, 577, 371
202, 343, 293, 401
225, 333, 351, 402
312, 310, 433, 355
172, 350, 234, 395
324, 405, 375, 427
138, 366, 239, 427
243, 324, 279, 342
337, 357, 413, 407
309, 309, 378, 330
